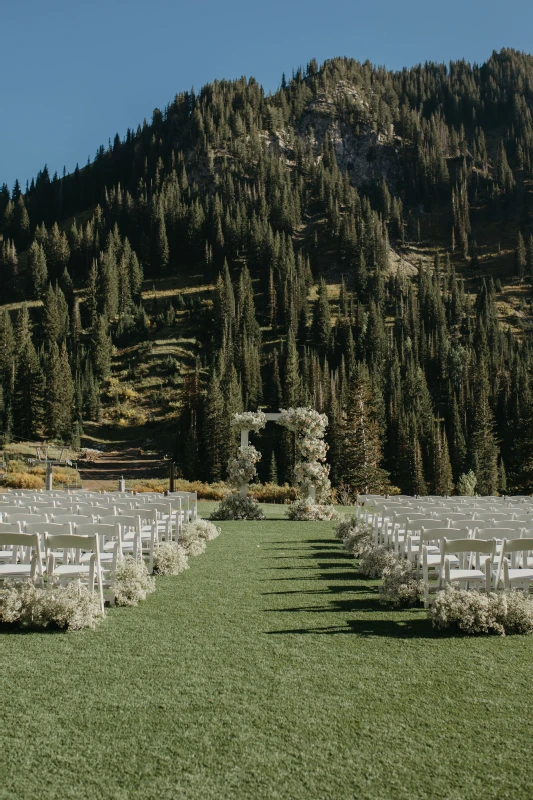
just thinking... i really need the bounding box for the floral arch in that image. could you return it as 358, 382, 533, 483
211, 408, 336, 521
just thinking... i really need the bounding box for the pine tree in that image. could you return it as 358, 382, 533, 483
268, 451, 278, 484
42, 283, 61, 343
44, 341, 63, 437
311, 278, 331, 351
496, 139, 515, 193
153, 204, 169, 272
338, 366, 389, 494
515, 231, 526, 280
203, 371, 225, 482
433, 422, 454, 495
471, 374, 499, 495
27, 242, 48, 299
91, 316, 112, 380
13, 321, 43, 438
283, 327, 301, 406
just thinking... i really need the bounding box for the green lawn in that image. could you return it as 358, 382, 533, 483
2, 503, 533, 799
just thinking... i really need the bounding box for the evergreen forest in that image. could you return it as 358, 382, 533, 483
3, 49, 533, 495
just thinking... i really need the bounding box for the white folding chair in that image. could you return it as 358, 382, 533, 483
495, 538, 533, 592
438, 537, 496, 593
406, 519, 450, 564
125, 508, 158, 572
0, 532, 43, 583
45, 531, 105, 614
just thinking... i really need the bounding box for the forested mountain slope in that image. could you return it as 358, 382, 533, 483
2, 49, 533, 494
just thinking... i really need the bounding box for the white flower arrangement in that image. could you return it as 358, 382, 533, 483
378, 559, 423, 608
278, 407, 328, 438
211, 494, 265, 521
0, 579, 102, 630
429, 586, 533, 635
212, 420, 266, 519
358, 546, 397, 578
285, 497, 340, 521
231, 411, 267, 432
179, 524, 208, 555
153, 542, 190, 576
335, 516, 374, 557
227, 445, 262, 489
114, 556, 156, 606
184, 519, 221, 541
279, 406, 332, 513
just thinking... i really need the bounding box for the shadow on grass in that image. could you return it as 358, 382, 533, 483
266, 551, 349, 560
0, 622, 66, 635
263, 571, 360, 581
265, 616, 438, 638
267, 539, 334, 545
264, 591, 389, 615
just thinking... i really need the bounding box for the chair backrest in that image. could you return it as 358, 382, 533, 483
467, 520, 493, 532
474, 512, 513, 522
499, 537, 533, 558
24, 521, 73, 537
393, 512, 427, 526
74, 522, 121, 540
444, 512, 471, 521
410, 519, 450, 534
141, 502, 172, 517
5, 513, 46, 525
99, 514, 140, 532
131, 507, 157, 524
52, 514, 93, 525
0, 521, 22, 533
419, 526, 466, 545
474, 525, 523, 539
420, 523, 470, 547
45, 532, 100, 556
0, 531, 43, 571
441, 535, 496, 560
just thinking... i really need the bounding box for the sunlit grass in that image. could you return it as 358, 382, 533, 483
2, 503, 532, 799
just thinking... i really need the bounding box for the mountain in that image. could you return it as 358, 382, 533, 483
1, 48, 533, 495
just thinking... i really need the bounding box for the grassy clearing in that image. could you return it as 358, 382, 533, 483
2, 503, 533, 799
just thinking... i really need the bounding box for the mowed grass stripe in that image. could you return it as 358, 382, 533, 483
2, 504, 533, 799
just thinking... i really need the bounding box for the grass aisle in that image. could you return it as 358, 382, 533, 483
2, 504, 533, 799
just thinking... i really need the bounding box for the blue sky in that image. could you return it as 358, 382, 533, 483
2, 0, 533, 192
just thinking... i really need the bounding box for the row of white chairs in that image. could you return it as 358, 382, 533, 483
0, 489, 197, 614
355, 494, 533, 605
0, 489, 197, 522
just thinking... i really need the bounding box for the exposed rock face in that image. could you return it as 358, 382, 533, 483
268, 80, 402, 192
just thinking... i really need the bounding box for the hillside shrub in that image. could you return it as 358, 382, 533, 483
2, 473, 45, 490
128, 478, 298, 503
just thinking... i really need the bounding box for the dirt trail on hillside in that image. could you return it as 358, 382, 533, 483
78, 447, 166, 490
